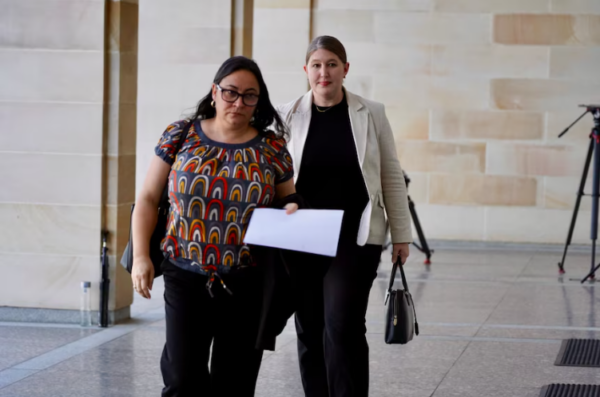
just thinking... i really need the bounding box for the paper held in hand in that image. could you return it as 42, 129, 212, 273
243, 208, 344, 257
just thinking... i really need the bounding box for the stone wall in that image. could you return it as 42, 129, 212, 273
253, 0, 600, 243
0, 0, 137, 323
136, 0, 600, 244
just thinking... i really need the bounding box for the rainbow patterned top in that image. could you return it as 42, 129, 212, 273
154, 119, 294, 278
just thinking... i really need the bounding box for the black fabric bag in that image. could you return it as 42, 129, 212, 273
253, 192, 308, 351
120, 121, 192, 278
384, 258, 419, 344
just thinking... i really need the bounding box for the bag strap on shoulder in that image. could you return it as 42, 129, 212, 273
176, 119, 194, 154
160, 119, 194, 202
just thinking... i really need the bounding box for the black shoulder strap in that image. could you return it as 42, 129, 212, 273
160, 119, 194, 202
175, 118, 194, 155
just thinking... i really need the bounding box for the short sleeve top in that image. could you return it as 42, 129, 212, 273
154, 119, 294, 278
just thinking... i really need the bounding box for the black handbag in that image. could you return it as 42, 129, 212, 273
384, 258, 419, 344
120, 121, 192, 278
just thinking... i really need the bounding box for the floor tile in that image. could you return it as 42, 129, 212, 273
2, 248, 599, 397
0, 326, 98, 370
0, 370, 163, 397
486, 284, 600, 328
255, 376, 305, 397
476, 325, 600, 340
435, 340, 600, 392
44, 347, 162, 377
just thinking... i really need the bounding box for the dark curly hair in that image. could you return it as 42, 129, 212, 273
187, 56, 288, 140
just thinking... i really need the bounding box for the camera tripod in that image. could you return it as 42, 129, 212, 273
383, 172, 434, 265
557, 105, 600, 283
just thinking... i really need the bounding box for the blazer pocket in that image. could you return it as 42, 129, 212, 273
372, 192, 388, 240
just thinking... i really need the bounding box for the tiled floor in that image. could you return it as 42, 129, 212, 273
0, 247, 599, 396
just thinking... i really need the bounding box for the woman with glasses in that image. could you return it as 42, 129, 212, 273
131, 56, 298, 396
277, 36, 413, 397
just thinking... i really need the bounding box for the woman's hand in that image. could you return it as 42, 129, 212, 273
132, 255, 154, 299
392, 243, 410, 265
284, 203, 299, 215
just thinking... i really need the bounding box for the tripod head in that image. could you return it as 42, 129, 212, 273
587, 105, 600, 127
559, 104, 600, 138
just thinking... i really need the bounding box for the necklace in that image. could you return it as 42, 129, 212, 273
315, 104, 333, 113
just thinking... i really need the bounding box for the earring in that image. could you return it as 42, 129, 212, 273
211, 101, 215, 108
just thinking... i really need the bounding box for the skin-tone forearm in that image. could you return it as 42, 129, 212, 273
131, 156, 172, 299
132, 156, 171, 260
275, 178, 296, 198
131, 195, 159, 260
131, 196, 160, 299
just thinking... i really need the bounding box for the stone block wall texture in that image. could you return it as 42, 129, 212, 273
7, 0, 595, 320
302, 0, 600, 243
0, 0, 139, 319
0, 0, 106, 312
134, 0, 600, 250
252, 0, 311, 104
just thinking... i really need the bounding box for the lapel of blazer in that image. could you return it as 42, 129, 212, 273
346, 90, 368, 169
289, 91, 313, 182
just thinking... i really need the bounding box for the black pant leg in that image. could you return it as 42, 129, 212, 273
210, 269, 265, 397
323, 243, 381, 397
161, 261, 214, 397
288, 252, 331, 397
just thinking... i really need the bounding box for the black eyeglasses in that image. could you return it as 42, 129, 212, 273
216, 84, 260, 107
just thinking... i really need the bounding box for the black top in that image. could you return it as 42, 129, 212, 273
295, 94, 369, 243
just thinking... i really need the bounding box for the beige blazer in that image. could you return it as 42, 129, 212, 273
277, 89, 413, 246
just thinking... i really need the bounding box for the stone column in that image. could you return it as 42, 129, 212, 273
232, 0, 254, 57
103, 0, 139, 323
0, 0, 138, 324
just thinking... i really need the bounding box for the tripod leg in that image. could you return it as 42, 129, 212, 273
408, 195, 433, 265
582, 132, 600, 282
558, 137, 594, 274
581, 262, 600, 283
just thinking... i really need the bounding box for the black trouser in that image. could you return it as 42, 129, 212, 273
288, 242, 382, 397
160, 260, 264, 397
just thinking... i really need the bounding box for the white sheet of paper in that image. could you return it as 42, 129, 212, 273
244, 208, 344, 257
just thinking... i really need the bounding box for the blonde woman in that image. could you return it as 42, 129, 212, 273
277, 36, 413, 397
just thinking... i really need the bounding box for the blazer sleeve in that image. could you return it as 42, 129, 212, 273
377, 104, 413, 244
275, 104, 284, 119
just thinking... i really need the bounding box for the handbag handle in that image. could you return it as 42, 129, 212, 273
385, 258, 419, 335
387, 258, 410, 294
